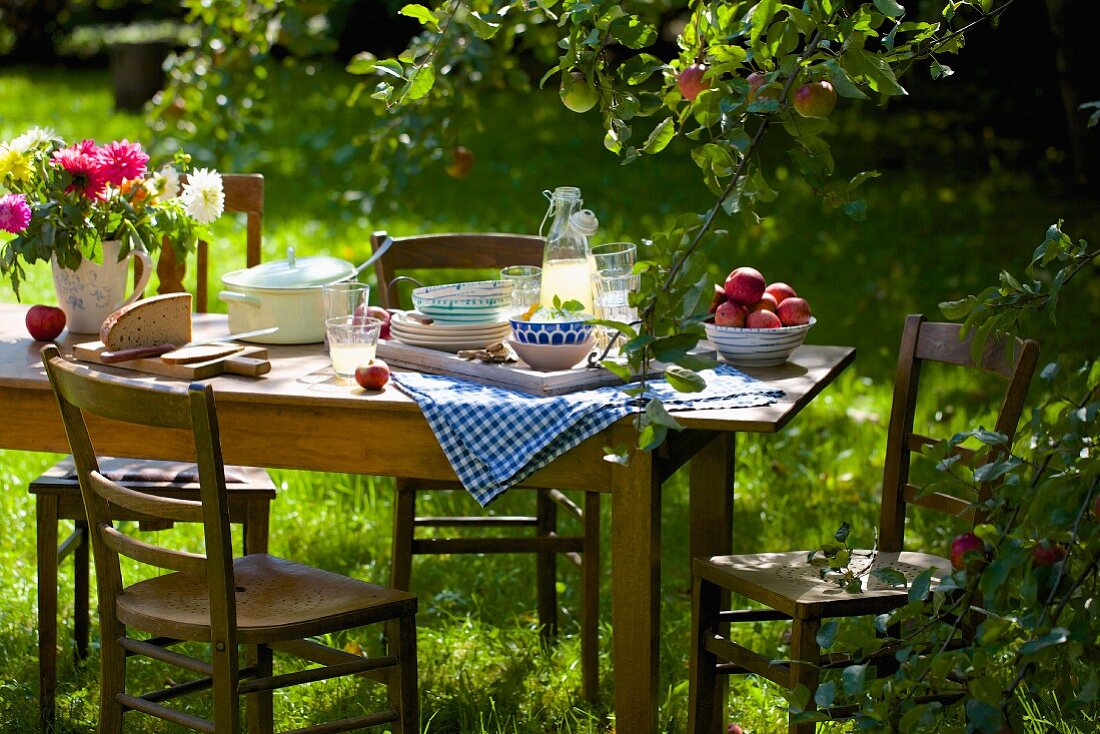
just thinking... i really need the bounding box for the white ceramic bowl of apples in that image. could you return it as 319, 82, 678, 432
704, 267, 814, 367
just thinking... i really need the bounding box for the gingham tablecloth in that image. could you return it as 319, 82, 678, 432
393, 365, 784, 506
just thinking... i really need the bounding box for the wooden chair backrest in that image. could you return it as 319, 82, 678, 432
40, 345, 238, 648
156, 173, 264, 312
370, 230, 542, 309
878, 315, 1040, 552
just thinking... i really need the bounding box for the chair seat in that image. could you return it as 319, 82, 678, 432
30, 456, 275, 494
694, 550, 951, 619
117, 554, 417, 644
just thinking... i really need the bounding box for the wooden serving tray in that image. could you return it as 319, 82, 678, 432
377, 338, 649, 396
73, 341, 271, 379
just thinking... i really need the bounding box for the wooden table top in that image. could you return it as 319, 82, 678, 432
0, 304, 855, 434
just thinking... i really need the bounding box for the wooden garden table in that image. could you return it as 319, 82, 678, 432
0, 303, 854, 732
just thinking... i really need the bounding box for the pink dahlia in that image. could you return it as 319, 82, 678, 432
52, 144, 108, 201
98, 139, 149, 186
0, 193, 32, 234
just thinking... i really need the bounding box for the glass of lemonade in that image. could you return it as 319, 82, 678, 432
591, 271, 640, 355
325, 316, 382, 379
322, 282, 370, 352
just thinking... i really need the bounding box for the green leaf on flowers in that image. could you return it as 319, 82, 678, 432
939, 296, 977, 320
642, 117, 675, 154
816, 620, 839, 648
850, 50, 908, 96
845, 576, 863, 594
969, 675, 1002, 705
637, 422, 667, 452
398, 4, 439, 31
664, 365, 706, 393
676, 353, 719, 371
834, 522, 851, 543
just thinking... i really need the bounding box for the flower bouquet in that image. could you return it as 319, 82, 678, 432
0, 128, 224, 301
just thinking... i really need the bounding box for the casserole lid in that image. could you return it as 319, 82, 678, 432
222, 247, 356, 289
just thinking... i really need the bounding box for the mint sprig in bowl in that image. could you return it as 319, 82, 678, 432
510, 297, 594, 345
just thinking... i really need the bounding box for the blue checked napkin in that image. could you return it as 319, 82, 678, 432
393, 365, 784, 506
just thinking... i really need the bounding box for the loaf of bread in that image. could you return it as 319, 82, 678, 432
100, 293, 193, 350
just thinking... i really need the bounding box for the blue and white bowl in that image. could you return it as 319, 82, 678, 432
704, 317, 815, 367
510, 318, 593, 346
412, 280, 513, 324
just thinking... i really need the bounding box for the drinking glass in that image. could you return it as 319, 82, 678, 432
325, 316, 381, 379
590, 271, 640, 355
589, 242, 637, 275
500, 265, 541, 317
322, 281, 370, 352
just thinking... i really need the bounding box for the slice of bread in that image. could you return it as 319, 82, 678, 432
100, 293, 193, 351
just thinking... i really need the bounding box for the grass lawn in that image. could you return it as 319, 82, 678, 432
1, 63, 1097, 733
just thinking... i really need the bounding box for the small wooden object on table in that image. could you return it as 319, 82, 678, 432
73, 341, 271, 378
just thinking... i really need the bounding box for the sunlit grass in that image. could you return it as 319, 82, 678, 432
1, 62, 1096, 732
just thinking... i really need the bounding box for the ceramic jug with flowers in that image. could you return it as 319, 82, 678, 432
0, 128, 224, 333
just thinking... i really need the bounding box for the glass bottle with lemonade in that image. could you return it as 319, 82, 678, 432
539, 186, 598, 311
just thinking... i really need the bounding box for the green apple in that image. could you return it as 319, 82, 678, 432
560, 69, 598, 113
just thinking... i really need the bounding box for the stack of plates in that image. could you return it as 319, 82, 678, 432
411, 280, 513, 324
389, 311, 511, 352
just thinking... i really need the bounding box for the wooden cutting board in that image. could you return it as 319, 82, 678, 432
73, 341, 271, 379
377, 339, 646, 396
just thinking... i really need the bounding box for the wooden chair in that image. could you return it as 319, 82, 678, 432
688, 315, 1040, 734
371, 230, 601, 700
31, 173, 274, 731
40, 345, 418, 734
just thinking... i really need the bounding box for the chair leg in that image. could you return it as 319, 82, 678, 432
788, 617, 821, 734
580, 491, 600, 701
535, 491, 558, 639
74, 519, 90, 662
98, 623, 127, 734
244, 498, 271, 556
389, 614, 419, 734
391, 482, 416, 592
688, 575, 723, 734
36, 496, 59, 733
246, 644, 274, 734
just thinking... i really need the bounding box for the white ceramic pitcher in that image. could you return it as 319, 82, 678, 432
50, 240, 152, 334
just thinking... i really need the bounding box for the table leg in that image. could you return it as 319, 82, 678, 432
689, 432, 735, 732
610, 431, 661, 733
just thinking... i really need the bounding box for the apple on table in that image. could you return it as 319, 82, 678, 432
355, 359, 390, 391
26, 305, 66, 341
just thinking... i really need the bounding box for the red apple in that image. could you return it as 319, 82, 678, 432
793, 80, 837, 118
724, 267, 766, 306
445, 146, 475, 179
355, 305, 392, 339
26, 305, 66, 341
765, 282, 797, 303
1032, 542, 1067, 567
746, 310, 782, 329
678, 63, 710, 101
728, 725, 744, 734
951, 532, 985, 571
714, 301, 747, 328
747, 71, 780, 103
750, 293, 779, 313
707, 283, 727, 315
776, 297, 812, 326
355, 359, 390, 390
